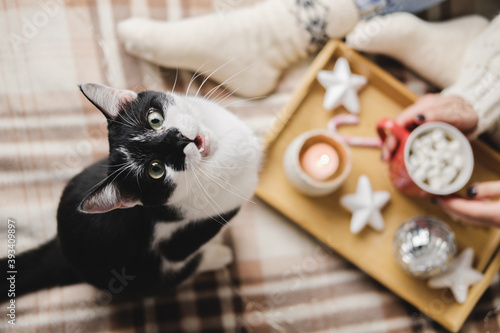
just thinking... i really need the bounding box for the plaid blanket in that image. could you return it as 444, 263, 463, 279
1, 0, 500, 332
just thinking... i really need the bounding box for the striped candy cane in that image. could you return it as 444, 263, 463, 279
327, 114, 383, 148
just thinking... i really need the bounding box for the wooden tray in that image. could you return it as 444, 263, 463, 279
256, 40, 500, 332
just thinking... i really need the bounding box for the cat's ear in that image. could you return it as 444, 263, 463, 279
79, 83, 137, 119
79, 179, 139, 214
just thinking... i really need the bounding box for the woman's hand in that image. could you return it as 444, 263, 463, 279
381, 94, 478, 161
436, 181, 500, 228
380, 94, 500, 228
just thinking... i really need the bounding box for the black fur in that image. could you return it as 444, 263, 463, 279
1, 238, 80, 301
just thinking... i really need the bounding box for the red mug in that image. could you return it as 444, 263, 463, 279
376, 118, 474, 197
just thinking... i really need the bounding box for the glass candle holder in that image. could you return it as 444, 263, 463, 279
283, 129, 352, 196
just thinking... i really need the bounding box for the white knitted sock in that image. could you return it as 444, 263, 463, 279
346, 13, 489, 89
118, 0, 359, 98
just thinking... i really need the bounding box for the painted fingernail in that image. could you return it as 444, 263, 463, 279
466, 185, 477, 198
381, 152, 385, 161
416, 114, 425, 122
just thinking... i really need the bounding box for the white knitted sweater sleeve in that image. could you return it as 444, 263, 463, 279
442, 14, 500, 143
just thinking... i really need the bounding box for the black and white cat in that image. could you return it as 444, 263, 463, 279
1, 83, 260, 299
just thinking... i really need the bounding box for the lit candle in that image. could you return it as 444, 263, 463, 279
300, 143, 339, 181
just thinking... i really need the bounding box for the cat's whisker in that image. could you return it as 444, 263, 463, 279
182, 181, 225, 227
199, 57, 239, 100
203, 79, 236, 102
110, 118, 134, 128
115, 116, 133, 128
205, 83, 234, 103
198, 148, 256, 168
171, 68, 179, 94
185, 70, 208, 99
195, 203, 228, 227
111, 164, 136, 184
189, 176, 228, 227
210, 82, 252, 106
119, 111, 139, 128
198, 161, 254, 170
96, 161, 129, 168
212, 86, 241, 104
84, 163, 131, 196
185, 60, 211, 97
189, 166, 230, 227
221, 95, 267, 109
131, 165, 142, 192
132, 83, 141, 93
196, 166, 255, 204
194, 59, 234, 99
192, 165, 248, 213
200, 156, 261, 171
214, 87, 241, 105
203, 63, 252, 101
134, 113, 143, 128
123, 109, 142, 128
203, 84, 227, 102
123, 164, 139, 184
183, 168, 190, 198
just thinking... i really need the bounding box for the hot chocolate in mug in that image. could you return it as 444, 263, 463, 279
377, 119, 474, 197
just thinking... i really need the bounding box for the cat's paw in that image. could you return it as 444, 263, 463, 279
197, 244, 233, 273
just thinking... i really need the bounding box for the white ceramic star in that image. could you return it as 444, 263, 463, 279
340, 175, 390, 234
317, 57, 367, 113
427, 247, 483, 304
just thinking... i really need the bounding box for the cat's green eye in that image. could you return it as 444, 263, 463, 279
148, 160, 165, 179
147, 109, 164, 130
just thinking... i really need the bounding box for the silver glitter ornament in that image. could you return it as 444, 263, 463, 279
393, 216, 456, 279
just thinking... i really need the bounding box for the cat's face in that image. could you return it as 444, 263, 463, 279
78, 83, 260, 217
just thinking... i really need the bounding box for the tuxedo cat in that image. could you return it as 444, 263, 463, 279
1, 83, 260, 299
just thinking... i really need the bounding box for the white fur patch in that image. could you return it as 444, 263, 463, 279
81, 183, 120, 213
166, 93, 261, 221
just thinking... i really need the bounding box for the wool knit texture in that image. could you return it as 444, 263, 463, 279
442, 14, 500, 145
118, 0, 360, 98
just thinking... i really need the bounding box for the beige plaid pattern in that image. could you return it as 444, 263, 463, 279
1, 0, 500, 332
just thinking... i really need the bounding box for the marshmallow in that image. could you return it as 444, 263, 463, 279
409, 153, 424, 167
427, 167, 441, 179
411, 138, 424, 151
413, 161, 431, 182
442, 151, 454, 162
435, 139, 448, 152
448, 140, 461, 152
416, 143, 433, 157
408, 129, 466, 191
428, 150, 442, 162
412, 168, 428, 182
442, 166, 458, 185
429, 176, 443, 191
452, 155, 464, 169
431, 129, 446, 142
421, 136, 433, 146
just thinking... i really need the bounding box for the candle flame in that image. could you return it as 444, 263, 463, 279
319, 154, 330, 166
